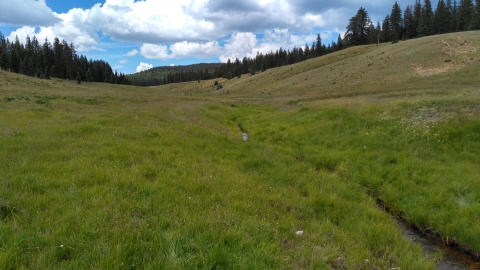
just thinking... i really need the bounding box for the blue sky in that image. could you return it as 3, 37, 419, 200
0, 0, 439, 74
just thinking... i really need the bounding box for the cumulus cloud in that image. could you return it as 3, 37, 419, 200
139, 41, 222, 60
136, 62, 153, 73
169, 41, 222, 58
140, 44, 173, 60
2, 0, 345, 51
219, 32, 257, 62
0, 0, 60, 26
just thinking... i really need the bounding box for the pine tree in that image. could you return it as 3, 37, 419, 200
435, 0, 450, 34
457, 0, 474, 31
445, 0, 455, 32
382, 15, 391, 42
413, 0, 423, 37
337, 34, 343, 50
469, 0, 480, 29
315, 34, 322, 56
44, 66, 50, 79
86, 68, 93, 82
77, 71, 81, 84
53, 38, 65, 78
0, 52, 6, 71
304, 43, 310, 59
367, 22, 377, 44
390, 2, 403, 43
42, 37, 53, 73
418, 0, 435, 37
344, 7, 372, 46
404, 5, 416, 39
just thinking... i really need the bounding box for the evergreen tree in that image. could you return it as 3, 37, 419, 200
337, 34, 343, 50
53, 38, 65, 78
42, 37, 53, 72
77, 71, 81, 84
304, 43, 310, 59
382, 15, 391, 42
457, 0, 474, 31
469, 0, 480, 29
9, 47, 20, 73
418, 0, 435, 37
445, 0, 455, 32
404, 5, 416, 39
367, 22, 377, 44
315, 34, 322, 56
0, 52, 6, 71
86, 68, 93, 82
452, 0, 459, 31
390, 2, 403, 42
435, 0, 450, 34
44, 66, 50, 79
344, 7, 372, 46
413, 0, 423, 37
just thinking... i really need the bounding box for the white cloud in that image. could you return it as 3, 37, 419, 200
139, 41, 222, 60
0, 0, 60, 26
6, 26, 37, 44
301, 13, 325, 27
219, 32, 257, 62
136, 62, 153, 73
124, 49, 139, 56
169, 41, 222, 58
140, 44, 173, 60
119, 59, 128, 64
291, 33, 318, 47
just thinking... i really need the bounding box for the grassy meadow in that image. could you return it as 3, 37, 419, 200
1, 31, 480, 269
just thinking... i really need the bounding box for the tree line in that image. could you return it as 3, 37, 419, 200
0, 32, 130, 84
344, 0, 480, 46
128, 33, 344, 87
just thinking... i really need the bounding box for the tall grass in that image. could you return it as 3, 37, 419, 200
0, 82, 435, 269
2, 32, 480, 268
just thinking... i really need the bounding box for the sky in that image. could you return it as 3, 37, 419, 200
0, 0, 439, 74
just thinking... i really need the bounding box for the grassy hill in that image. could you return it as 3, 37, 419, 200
1, 31, 479, 269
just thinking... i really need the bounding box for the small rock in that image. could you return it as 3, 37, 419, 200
295, 230, 304, 236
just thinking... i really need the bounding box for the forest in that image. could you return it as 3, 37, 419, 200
0, 34, 130, 85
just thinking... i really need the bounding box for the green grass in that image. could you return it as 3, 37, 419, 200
1, 31, 480, 269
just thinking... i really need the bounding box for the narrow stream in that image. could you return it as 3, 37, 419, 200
394, 219, 480, 270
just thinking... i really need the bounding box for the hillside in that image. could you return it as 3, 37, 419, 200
1, 31, 480, 269
159, 31, 480, 104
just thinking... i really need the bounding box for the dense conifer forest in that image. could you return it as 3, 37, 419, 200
0, 34, 130, 84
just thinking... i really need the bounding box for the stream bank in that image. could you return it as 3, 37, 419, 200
377, 200, 480, 269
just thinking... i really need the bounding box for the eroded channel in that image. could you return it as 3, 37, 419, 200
393, 217, 480, 269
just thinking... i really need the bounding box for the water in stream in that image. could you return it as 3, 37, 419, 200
394, 220, 480, 270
